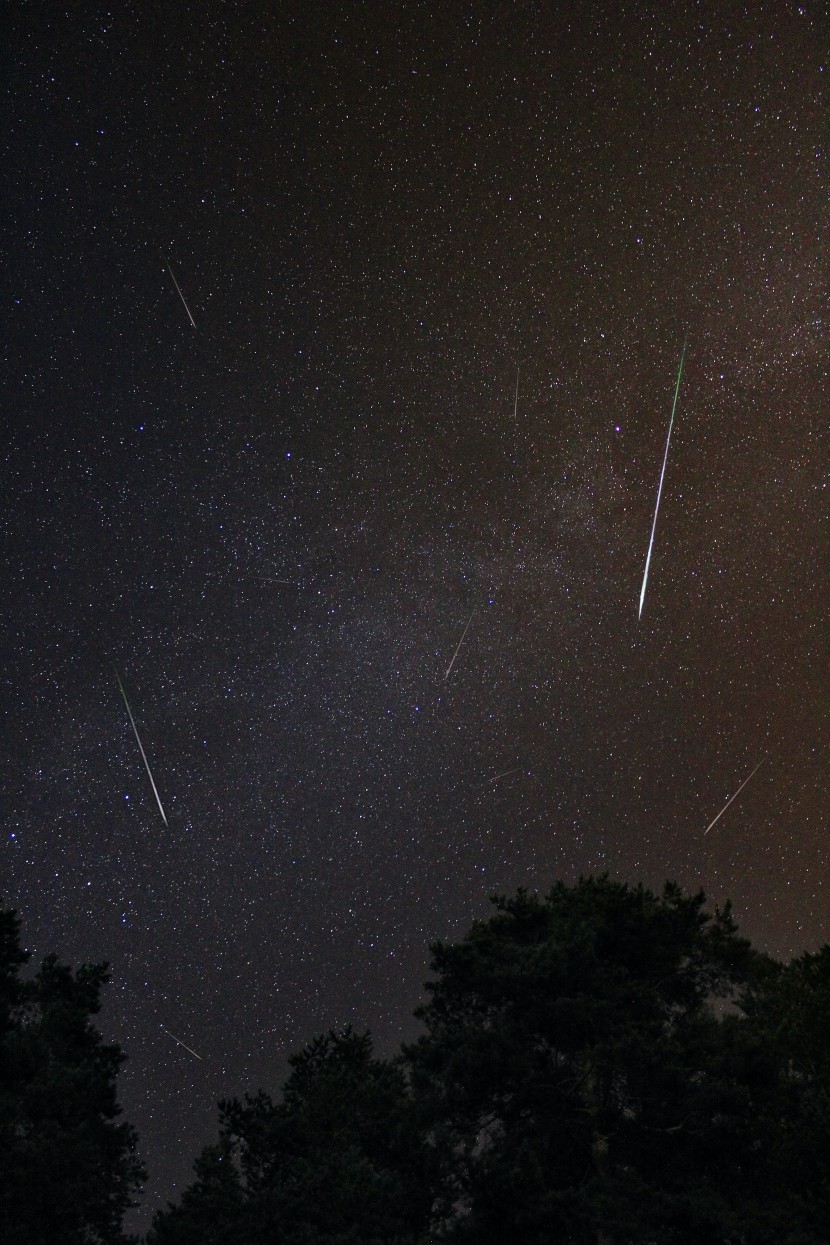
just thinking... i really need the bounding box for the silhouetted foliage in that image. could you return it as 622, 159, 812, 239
147, 1028, 434, 1245
405, 876, 778, 1242
732, 945, 830, 1241
146, 877, 830, 1243
0, 907, 145, 1245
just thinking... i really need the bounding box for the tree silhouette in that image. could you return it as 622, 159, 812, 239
148, 877, 830, 1243
405, 877, 781, 1243
0, 907, 145, 1245
147, 1028, 434, 1245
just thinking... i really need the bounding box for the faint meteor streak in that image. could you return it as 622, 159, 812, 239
488, 766, 522, 784
444, 610, 475, 681
702, 756, 766, 836
638, 336, 687, 619
513, 366, 520, 420
115, 670, 168, 826
161, 1026, 203, 1060
164, 261, 196, 328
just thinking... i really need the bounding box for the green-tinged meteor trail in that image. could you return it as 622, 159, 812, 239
115, 669, 168, 826
638, 336, 688, 619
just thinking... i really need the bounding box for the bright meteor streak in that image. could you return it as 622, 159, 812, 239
164, 261, 197, 328
638, 336, 687, 619
444, 610, 475, 681
115, 670, 168, 826
161, 1026, 203, 1060
702, 755, 766, 836
513, 366, 519, 420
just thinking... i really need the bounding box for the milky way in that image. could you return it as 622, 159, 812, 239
3, 3, 827, 1230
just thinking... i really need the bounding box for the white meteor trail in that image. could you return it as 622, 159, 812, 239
115, 670, 168, 827
164, 261, 196, 328
488, 767, 522, 784
161, 1026, 203, 1060
638, 337, 687, 619
702, 756, 766, 836
513, 366, 520, 420
444, 610, 475, 681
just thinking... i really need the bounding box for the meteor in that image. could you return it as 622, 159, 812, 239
115, 669, 168, 826
638, 337, 687, 619
702, 755, 766, 836
444, 610, 475, 681
164, 260, 197, 328
513, 366, 520, 420
488, 766, 522, 784
161, 1025, 203, 1060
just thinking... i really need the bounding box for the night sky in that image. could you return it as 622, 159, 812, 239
3, 2, 828, 1230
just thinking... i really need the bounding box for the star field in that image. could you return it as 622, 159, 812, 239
3, 2, 828, 1231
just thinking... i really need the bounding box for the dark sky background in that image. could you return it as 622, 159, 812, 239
3, 1, 828, 1232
